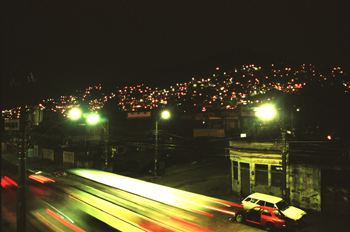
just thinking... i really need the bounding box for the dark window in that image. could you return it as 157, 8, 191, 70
266, 202, 275, 208
271, 165, 283, 187
117, 147, 124, 153
262, 209, 272, 216
276, 200, 289, 211
257, 200, 265, 206
255, 164, 268, 185
233, 161, 238, 180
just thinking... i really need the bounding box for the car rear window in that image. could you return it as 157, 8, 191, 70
262, 209, 272, 216
276, 200, 289, 210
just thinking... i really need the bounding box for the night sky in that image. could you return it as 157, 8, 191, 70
1, 0, 350, 109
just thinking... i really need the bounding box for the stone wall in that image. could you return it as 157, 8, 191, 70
289, 163, 321, 211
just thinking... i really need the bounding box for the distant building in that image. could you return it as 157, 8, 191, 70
127, 111, 151, 119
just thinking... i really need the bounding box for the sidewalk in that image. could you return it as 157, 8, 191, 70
1, 151, 72, 175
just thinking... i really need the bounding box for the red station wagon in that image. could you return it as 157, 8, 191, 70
233, 205, 294, 231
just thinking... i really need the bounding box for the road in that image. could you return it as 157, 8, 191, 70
2, 159, 118, 231
2, 158, 268, 232
5, 156, 344, 232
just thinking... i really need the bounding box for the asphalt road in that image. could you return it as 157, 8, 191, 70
1, 159, 118, 232
2, 153, 349, 232
2, 158, 247, 232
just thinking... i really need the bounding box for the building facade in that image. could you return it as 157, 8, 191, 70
229, 140, 350, 215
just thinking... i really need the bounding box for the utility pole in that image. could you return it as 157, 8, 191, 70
154, 119, 159, 176
7, 72, 40, 231
281, 112, 288, 202
17, 103, 27, 232
224, 106, 227, 159
104, 119, 109, 170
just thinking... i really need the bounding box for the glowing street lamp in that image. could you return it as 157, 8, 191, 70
256, 105, 276, 119
69, 108, 82, 120
87, 113, 100, 124
161, 111, 170, 120
155, 110, 170, 176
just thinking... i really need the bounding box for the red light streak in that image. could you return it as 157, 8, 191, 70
170, 217, 212, 232
206, 206, 237, 215
1, 177, 8, 187
190, 209, 213, 217
36, 212, 64, 232
46, 208, 85, 232
29, 175, 45, 184
182, 199, 237, 215
4, 176, 18, 186
212, 199, 243, 208
29, 175, 55, 184
2, 176, 18, 187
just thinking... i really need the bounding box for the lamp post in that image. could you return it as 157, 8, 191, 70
67, 109, 110, 170
17, 104, 26, 232
280, 111, 288, 201
154, 111, 170, 176
87, 113, 109, 170
257, 105, 288, 201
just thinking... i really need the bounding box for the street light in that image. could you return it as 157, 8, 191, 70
69, 108, 82, 120
256, 105, 276, 119
86, 113, 100, 124
69, 109, 109, 170
154, 110, 170, 176
257, 104, 288, 201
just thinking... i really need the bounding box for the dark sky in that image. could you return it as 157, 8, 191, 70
1, 0, 350, 109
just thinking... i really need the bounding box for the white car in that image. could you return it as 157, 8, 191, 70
241, 193, 307, 221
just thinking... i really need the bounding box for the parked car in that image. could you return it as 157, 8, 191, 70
231, 205, 294, 231
241, 193, 307, 221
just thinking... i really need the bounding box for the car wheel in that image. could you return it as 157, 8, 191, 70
235, 213, 244, 223
265, 222, 275, 231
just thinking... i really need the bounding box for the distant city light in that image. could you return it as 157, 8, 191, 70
2, 64, 348, 120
